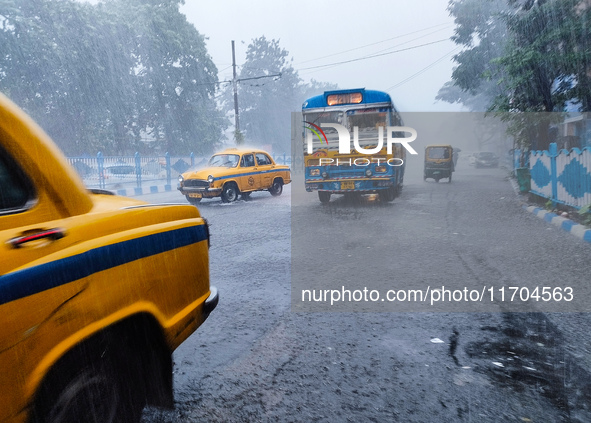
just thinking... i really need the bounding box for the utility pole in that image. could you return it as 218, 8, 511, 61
231, 40, 241, 144
230, 40, 281, 145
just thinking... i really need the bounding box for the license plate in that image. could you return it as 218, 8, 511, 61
189, 193, 202, 198
341, 181, 355, 190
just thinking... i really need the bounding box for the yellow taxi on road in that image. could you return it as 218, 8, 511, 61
0, 93, 218, 423
178, 148, 291, 203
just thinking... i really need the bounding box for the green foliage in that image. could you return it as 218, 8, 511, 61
545, 197, 554, 210
437, 0, 510, 111
441, 0, 591, 150
578, 204, 591, 226
0, 0, 226, 155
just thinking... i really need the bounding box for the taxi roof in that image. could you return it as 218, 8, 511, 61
215, 147, 272, 155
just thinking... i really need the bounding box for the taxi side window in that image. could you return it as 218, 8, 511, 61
241, 154, 255, 167
256, 153, 272, 166
0, 146, 34, 214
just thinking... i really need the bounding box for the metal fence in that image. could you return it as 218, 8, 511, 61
67, 152, 292, 193
529, 143, 591, 209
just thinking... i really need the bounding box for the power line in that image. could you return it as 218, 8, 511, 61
294, 22, 453, 66
296, 39, 450, 71
385, 47, 461, 91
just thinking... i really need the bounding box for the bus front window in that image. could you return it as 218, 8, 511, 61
347, 110, 388, 131
303, 111, 343, 126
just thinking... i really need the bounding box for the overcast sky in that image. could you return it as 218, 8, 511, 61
180, 0, 463, 112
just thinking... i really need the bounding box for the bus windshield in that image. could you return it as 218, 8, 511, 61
347, 109, 388, 131
303, 111, 342, 126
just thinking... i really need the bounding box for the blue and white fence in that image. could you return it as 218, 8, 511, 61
67, 151, 291, 195
529, 143, 591, 208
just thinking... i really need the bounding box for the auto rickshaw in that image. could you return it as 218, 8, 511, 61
424, 145, 454, 183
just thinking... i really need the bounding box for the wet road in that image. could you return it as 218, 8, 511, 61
140, 159, 591, 422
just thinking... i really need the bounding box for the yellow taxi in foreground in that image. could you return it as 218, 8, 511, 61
0, 93, 218, 423
178, 148, 291, 203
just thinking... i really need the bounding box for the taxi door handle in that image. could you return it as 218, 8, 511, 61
8, 228, 65, 248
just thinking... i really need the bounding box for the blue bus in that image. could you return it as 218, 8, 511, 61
302, 88, 406, 203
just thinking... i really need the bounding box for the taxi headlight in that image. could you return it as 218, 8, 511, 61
207, 175, 214, 184
178, 174, 184, 183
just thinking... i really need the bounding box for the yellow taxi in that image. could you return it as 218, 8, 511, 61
178, 148, 291, 203
0, 93, 218, 423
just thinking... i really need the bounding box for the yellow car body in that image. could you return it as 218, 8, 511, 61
0, 93, 218, 423
178, 148, 291, 203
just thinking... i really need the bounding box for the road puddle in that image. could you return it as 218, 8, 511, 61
465, 313, 591, 421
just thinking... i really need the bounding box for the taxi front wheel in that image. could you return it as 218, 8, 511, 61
221, 183, 239, 203
32, 360, 143, 423
185, 195, 202, 205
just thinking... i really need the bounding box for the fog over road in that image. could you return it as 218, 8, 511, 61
141, 161, 591, 422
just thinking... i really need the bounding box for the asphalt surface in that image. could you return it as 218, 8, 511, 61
139, 158, 591, 423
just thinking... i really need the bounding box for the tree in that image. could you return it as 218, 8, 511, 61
113, 0, 226, 155
436, 0, 511, 111
440, 0, 591, 150
0, 0, 226, 155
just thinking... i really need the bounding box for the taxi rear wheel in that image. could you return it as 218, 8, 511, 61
269, 179, 283, 196
221, 183, 239, 203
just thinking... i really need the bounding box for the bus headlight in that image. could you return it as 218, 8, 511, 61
365, 169, 372, 177
322, 171, 328, 179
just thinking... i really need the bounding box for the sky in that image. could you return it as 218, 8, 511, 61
179, 0, 464, 112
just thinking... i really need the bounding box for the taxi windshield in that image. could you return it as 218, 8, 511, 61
208, 154, 239, 168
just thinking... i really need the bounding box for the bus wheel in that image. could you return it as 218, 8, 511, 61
379, 187, 396, 202
318, 191, 331, 203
